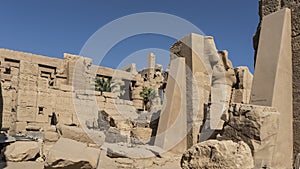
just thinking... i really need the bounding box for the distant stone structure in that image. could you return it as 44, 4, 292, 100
0, 48, 164, 138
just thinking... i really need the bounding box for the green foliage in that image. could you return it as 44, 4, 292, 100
140, 87, 154, 103
95, 77, 111, 93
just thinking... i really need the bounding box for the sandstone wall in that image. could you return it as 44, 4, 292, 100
0, 48, 137, 134
254, 0, 300, 156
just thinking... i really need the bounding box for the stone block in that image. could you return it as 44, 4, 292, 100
16, 106, 36, 122
231, 89, 251, 104
234, 66, 253, 90
250, 8, 293, 168
4, 141, 40, 162
219, 104, 280, 169
19, 61, 39, 76
131, 127, 153, 143
15, 122, 27, 133
17, 90, 37, 107
181, 140, 254, 169
44, 131, 60, 142
57, 124, 95, 144
45, 138, 100, 169
56, 112, 73, 125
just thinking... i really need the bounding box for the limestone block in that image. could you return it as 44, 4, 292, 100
5, 141, 40, 162
132, 99, 143, 110
18, 74, 37, 91
16, 106, 36, 122
17, 90, 37, 107
44, 131, 60, 142
105, 143, 155, 159
104, 127, 128, 143
250, 8, 293, 168
103, 92, 117, 99
15, 121, 27, 133
234, 66, 253, 90
219, 104, 280, 168
37, 77, 48, 89
45, 138, 100, 169
181, 140, 254, 169
131, 127, 152, 143
26, 122, 47, 131
36, 111, 51, 123
106, 98, 116, 104
96, 95, 105, 103
56, 113, 73, 125
231, 89, 251, 104
57, 124, 95, 144
19, 61, 39, 76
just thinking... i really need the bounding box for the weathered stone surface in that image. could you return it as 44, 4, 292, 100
104, 127, 128, 143
255, 0, 300, 158
43, 131, 59, 142
57, 124, 94, 144
291, 5, 300, 37
181, 140, 254, 169
5, 141, 40, 162
104, 143, 156, 159
219, 103, 280, 168
155, 57, 187, 153
250, 8, 293, 168
259, 0, 281, 17
45, 138, 100, 169
131, 127, 153, 143
0, 162, 44, 169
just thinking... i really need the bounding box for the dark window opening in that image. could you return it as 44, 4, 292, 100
38, 107, 44, 115
4, 67, 11, 74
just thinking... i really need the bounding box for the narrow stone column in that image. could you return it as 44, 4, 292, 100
250, 8, 293, 168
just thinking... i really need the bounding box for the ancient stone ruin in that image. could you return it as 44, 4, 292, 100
0, 1, 299, 169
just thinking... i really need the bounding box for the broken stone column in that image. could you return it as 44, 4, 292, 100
231, 66, 253, 104
154, 57, 187, 153
250, 8, 293, 168
148, 53, 156, 69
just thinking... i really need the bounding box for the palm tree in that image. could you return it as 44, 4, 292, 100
140, 87, 154, 111
95, 77, 111, 95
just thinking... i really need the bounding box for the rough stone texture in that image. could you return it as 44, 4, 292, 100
44, 138, 100, 169
0, 162, 44, 169
57, 124, 95, 144
105, 143, 155, 159
231, 66, 253, 104
251, 8, 293, 168
43, 131, 59, 142
4, 141, 40, 162
219, 104, 280, 168
181, 140, 254, 169
254, 0, 300, 158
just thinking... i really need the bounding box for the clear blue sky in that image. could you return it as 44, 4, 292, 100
0, 1, 259, 72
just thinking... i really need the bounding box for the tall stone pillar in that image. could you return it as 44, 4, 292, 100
250, 8, 292, 168
154, 57, 187, 153
148, 53, 156, 69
